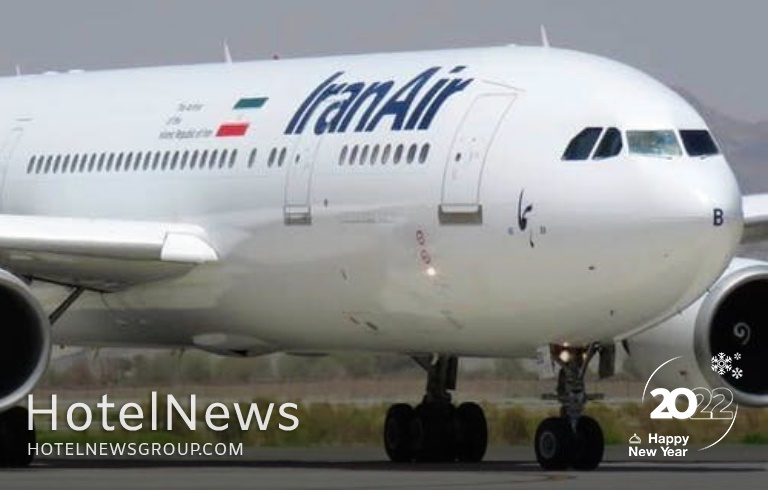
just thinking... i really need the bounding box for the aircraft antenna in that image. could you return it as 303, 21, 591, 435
540, 25, 551, 48
224, 40, 233, 64
15, 65, 21, 76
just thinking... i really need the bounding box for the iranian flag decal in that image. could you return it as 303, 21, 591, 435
216, 97, 269, 138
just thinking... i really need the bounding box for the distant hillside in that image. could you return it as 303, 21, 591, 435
674, 87, 768, 194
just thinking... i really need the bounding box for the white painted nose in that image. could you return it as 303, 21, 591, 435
667, 156, 743, 307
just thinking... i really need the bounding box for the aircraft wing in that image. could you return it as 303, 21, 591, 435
0, 215, 218, 291
742, 194, 768, 243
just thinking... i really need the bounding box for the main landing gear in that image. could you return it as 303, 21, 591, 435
383, 355, 488, 463
0, 406, 35, 467
534, 343, 605, 471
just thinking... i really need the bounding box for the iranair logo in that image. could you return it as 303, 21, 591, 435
285, 66, 474, 136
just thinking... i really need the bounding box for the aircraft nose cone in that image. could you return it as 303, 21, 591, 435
669, 157, 743, 305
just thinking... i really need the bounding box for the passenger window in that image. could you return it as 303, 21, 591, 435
88, 154, 97, 172
151, 152, 160, 170
199, 150, 208, 169
381, 144, 391, 165
359, 145, 369, 165
680, 130, 720, 157
27, 156, 35, 174
268, 148, 277, 167
62, 155, 70, 173
562, 127, 602, 160
278, 148, 286, 167
209, 150, 218, 168
219, 149, 228, 168
228, 149, 236, 168
35, 156, 44, 173
70, 154, 79, 173
393, 144, 404, 164
349, 145, 358, 165
115, 153, 123, 171
179, 151, 188, 170
107, 153, 116, 172
627, 130, 682, 157
124, 153, 132, 171
370, 145, 380, 165
190, 150, 199, 169
248, 149, 257, 168
407, 144, 418, 164
593, 128, 623, 159
53, 155, 61, 173
419, 143, 430, 164
339, 146, 348, 166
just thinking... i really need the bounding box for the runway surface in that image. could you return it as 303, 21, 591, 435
0, 446, 765, 489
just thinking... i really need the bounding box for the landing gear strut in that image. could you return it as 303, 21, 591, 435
535, 343, 604, 471
383, 355, 488, 463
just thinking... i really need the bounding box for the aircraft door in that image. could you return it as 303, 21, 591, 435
0, 122, 28, 211
439, 94, 516, 224
284, 133, 322, 225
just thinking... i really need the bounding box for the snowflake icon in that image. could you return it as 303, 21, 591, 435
732, 367, 743, 379
734, 353, 742, 361
711, 353, 732, 375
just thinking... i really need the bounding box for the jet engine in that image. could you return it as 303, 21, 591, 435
0, 269, 50, 412
624, 258, 768, 406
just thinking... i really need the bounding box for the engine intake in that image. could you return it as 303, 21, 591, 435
694, 264, 768, 403
0, 269, 51, 412
626, 258, 768, 407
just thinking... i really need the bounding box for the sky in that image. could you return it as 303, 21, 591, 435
0, 0, 765, 121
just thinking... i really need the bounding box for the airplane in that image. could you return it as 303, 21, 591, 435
0, 43, 763, 471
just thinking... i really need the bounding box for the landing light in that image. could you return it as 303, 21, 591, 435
426, 267, 437, 277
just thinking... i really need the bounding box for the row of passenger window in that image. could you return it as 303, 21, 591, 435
339, 143, 430, 167
27, 147, 293, 175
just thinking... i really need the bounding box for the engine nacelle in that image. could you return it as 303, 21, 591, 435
625, 257, 768, 407
0, 269, 51, 412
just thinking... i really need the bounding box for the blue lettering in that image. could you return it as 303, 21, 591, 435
285, 71, 344, 134
285, 66, 474, 135
365, 67, 440, 132
417, 78, 473, 130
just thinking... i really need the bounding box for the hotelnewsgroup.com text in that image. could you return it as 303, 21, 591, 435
26, 392, 300, 458
30, 442, 244, 458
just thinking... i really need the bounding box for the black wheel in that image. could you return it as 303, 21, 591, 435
455, 402, 487, 462
0, 406, 35, 467
384, 404, 415, 462
534, 417, 573, 470
412, 402, 457, 462
571, 416, 603, 470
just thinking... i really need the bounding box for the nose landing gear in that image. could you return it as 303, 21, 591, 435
535, 343, 605, 471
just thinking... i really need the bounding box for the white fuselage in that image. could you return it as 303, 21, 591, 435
0, 46, 742, 357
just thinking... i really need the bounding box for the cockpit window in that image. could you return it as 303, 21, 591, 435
680, 130, 720, 157
593, 127, 623, 159
626, 130, 682, 157
562, 127, 602, 160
